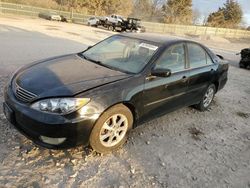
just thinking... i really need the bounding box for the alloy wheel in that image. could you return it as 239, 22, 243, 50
99, 114, 128, 147
203, 87, 214, 108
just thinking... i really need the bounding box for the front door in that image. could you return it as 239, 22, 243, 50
142, 43, 189, 121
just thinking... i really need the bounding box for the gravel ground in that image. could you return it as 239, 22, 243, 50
0, 16, 249, 188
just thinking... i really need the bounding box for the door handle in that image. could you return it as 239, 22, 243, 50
182, 76, 188, 82
146, 75, 156, 81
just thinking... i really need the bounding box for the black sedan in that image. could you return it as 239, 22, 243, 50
3, 33, 228, 153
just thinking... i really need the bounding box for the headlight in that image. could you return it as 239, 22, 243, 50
31, 98, 90, 115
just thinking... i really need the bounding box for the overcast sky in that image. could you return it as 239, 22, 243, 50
192, 0, 250, 25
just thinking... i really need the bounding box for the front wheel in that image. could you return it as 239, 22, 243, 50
195, 84, 216, 111
90, 104, 133, 153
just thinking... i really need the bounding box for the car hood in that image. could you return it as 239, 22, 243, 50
14, 54, 131, 98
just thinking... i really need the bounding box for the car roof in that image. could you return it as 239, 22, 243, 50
119, 33, 188, 45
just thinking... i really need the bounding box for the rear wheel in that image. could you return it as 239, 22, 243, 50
195, 84, 216, 111
108, 25, 114, 31
90, 104, 133, 153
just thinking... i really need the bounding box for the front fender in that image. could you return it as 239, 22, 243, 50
75, 75, 144, 120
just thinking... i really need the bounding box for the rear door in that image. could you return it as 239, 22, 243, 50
185, 42, 217, 105
142, 43, 190, 121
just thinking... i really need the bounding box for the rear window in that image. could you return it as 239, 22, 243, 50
187, 43, 207, 68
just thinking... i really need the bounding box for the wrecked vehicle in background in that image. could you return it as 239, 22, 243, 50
87, 17, 100, 26
60, 15, 68, 22
126, 18, 146, 33
103, 14, 124, 25
115, 18, 146, 33
97, 14, 125, 31
38, 12, 61, 21
97, 16, 146, 33
238, 48, 250, 69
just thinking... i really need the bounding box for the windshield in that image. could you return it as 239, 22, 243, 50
82, 35, 159, 74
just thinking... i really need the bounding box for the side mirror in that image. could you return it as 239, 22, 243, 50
151, 68, 171, 77
216, 54, 224, 60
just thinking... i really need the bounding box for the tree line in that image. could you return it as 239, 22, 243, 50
132, 0, 243, 28
3, 0, 244, 28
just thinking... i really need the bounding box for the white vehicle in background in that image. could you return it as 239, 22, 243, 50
38, 12, 61, 21
50, 14, 61, 21
87, 17, 99, 26
104, 14, 124, 24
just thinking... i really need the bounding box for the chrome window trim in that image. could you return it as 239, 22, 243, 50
171, 64, 214, 74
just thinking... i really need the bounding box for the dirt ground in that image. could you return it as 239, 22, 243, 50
0, 16, 249, 188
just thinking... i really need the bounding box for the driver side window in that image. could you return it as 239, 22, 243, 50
155, 43, 185, 72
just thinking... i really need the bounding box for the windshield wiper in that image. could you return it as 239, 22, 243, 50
81, 54, 100, 64
82, 54, 114, 69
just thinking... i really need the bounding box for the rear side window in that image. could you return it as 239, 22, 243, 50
206, 54, 214, 65
187, 43, 211, 68
155, 43, 185, 72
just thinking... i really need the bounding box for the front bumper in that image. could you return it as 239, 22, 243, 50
3, 85, 100, 149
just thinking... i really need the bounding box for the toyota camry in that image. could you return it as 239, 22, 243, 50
3, 33, 228, 153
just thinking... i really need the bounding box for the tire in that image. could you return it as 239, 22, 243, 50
195, 84, 216, 111
90, 104, 133, 153
108, 25, 114, 31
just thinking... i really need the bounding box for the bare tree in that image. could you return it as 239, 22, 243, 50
131, 0, 164, 22
163, 0, 193, 24
192, 8, 201, 25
